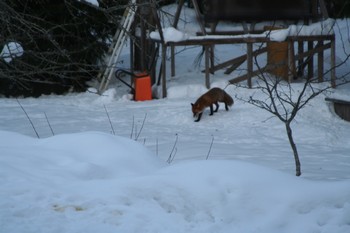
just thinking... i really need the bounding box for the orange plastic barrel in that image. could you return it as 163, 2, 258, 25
133, 73, 152, 101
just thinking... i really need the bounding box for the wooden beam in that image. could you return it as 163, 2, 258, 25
150, 35, 335, 47
130, 35, 134, 74
197, 30, 265, 36
308, 41, 314, 79
247, 42, 253, 88
225, 47, 268, 74
150, 0, 164, 43
297, 41, 304, 77
140, 17, 146, 70
205, 54, 244, 73
210, 45, 215, 74
202, 47, 267, 74
171, 45, 175, 77
173, 0, 184, 28
205, 45, 210, 88
191, 0, 206, 35
225, 58, 246, 75
331, 38, 336, 87
294, 42, 331, 60
288, 41, 296, 82
325, 98, 350, 105
161, 44, 167, 97
229, 69, 266, 85
317, 40, 324, 82
287, 35, 334, 41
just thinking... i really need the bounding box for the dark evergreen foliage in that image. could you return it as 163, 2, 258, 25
0, 0, 120, 97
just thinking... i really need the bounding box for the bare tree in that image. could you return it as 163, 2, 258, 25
236, 23, 350, 176
242, 74, 330, 176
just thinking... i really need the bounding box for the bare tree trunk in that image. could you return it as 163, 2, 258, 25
285, 122, 301, 176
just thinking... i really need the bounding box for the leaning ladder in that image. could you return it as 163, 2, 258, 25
98, 0, 137, 94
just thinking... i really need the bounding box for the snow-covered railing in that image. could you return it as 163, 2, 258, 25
150, 19, 335, 43
149, 19, 336, 98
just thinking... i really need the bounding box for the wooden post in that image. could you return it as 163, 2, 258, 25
150, 0, 166, 96
210, 45, 215, 74
133, 1, 157, 72
205, 45, 210, 88
171, 45, 175, 77
173, 0, 184, 28
288, 41, 296, 83
307, 41, 314, 79
297, 41, 304, 77
140, 16, 146, 70
130, 34, 134, 74
331, 37, 336, 87
317, 40, 324, 82
162, 44, 167, 97
191, 0, 206, 35
151, 0, 164, 42
247, 42, 253, 88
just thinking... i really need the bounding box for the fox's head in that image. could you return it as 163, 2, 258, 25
191, 103, 202, 117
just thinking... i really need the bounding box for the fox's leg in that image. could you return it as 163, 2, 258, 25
195, 112, 202, 122
214, 102, 219, 112
209, 104, 214, 115
225, 102, 229, 111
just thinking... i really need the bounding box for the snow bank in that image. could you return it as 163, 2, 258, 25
0, 131, 164, 182
1, 131, 349, 233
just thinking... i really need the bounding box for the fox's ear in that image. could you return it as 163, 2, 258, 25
191, 103, 194, 106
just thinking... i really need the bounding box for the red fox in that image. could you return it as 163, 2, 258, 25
191, 87, 234, 122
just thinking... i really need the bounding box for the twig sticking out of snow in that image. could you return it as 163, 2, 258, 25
104, 105, 116, 135
206, 135, 214, 160
130, 115, 135, 139
135, 113, 147, 141
16, 99, 39, 138
44, 112, 55, 136
167, 133, 178, 164
130, 114, 147, 141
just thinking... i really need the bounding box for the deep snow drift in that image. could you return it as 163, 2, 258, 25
1, 131, 350, 233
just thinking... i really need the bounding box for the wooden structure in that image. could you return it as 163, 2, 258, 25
149, 0, 336, 98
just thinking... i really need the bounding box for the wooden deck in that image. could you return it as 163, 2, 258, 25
151, 34, 336, 98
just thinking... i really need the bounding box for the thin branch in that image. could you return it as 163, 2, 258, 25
135, 113, 147, 141
16, 99, 39, 138
130, 115, 135, 139
167, 133, 178, 164
206, 135, 214, 160
44, 112, 55, 136
104, 105, 115, 135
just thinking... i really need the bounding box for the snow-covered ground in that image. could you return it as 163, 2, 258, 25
1, 4, 350, 233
